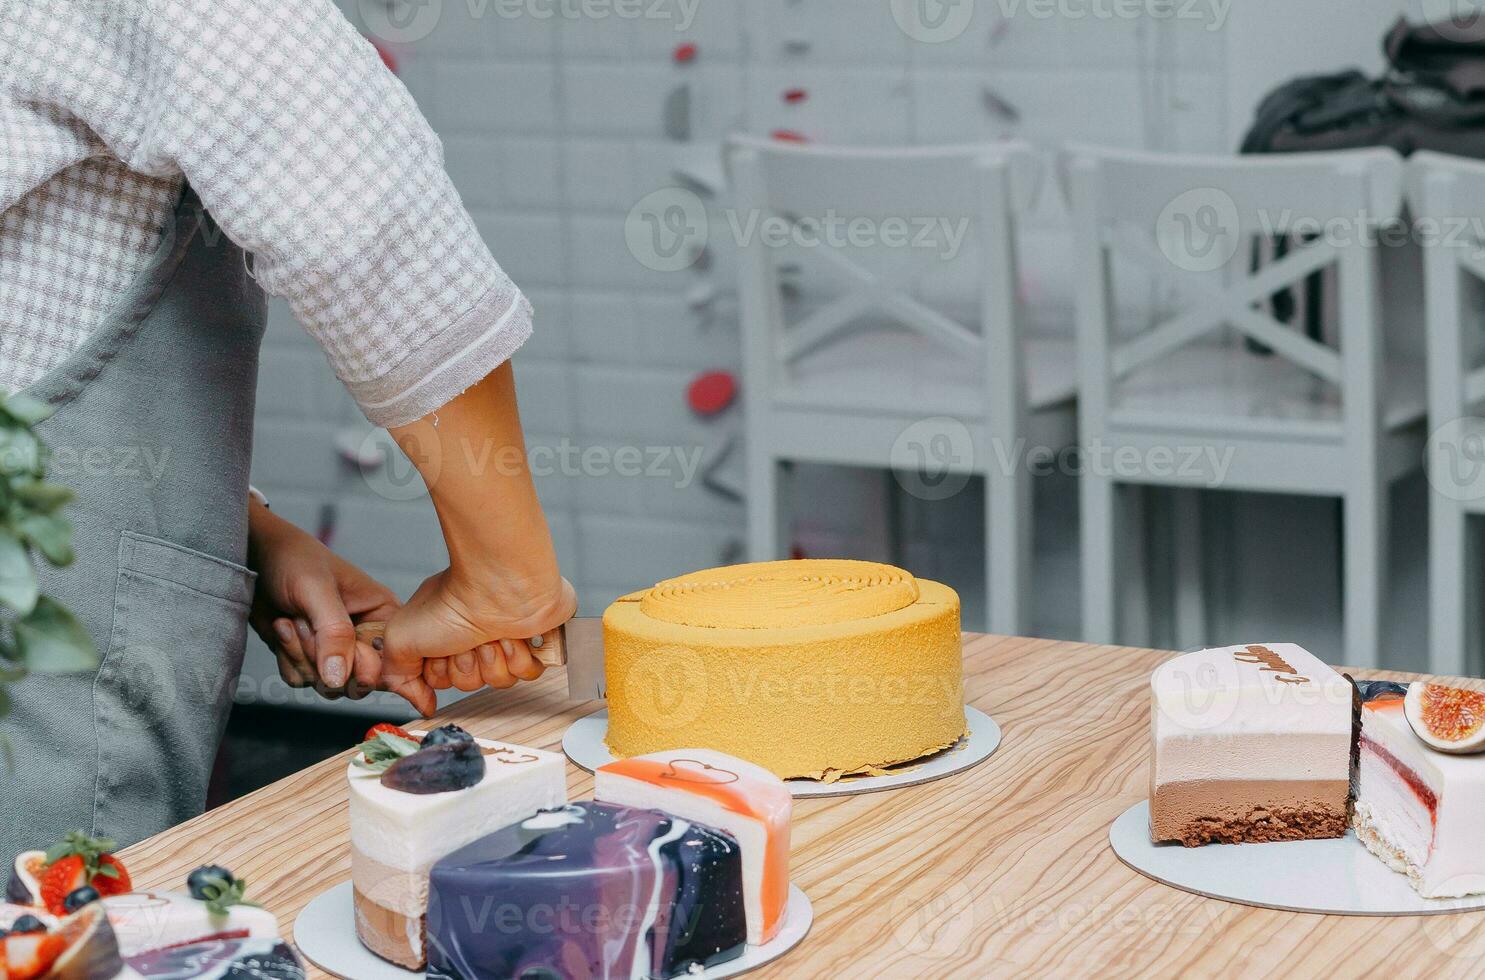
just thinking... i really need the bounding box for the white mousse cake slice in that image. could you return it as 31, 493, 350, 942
595, 748, 792, 946
1353, 684, 1485, 898
348, 724, 566, 970
102, 890, 278, 957
1150, 643, 1354, 846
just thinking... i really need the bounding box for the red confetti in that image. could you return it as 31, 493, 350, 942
783, 88, 808, 104
674, 42, 698, 64
687, 371, 737, 417
771, 129, 808, 143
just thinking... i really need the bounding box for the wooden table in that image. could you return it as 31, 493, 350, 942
119, 635, 1485, 978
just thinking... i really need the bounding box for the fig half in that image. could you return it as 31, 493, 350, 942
1405, 682, 1485, 754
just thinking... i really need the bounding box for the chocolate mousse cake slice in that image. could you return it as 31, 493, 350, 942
1149, 643, 1354, 846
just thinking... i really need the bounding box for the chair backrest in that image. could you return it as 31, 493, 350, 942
1063, 143, 1405, 444
1410, 150, 1485, 430
725, 136, 1039, 435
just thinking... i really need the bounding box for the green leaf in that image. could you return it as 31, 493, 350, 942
351, 731, 421, 772
15, 596, 96, 673
12, 480, 73, 513
1, 395, 54, 427
0, 427, 41, 476
0, 532, 38, 615
18, 513, 73, 566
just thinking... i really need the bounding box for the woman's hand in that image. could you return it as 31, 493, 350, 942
247, 500, 436, 715
389, 569, 576, 693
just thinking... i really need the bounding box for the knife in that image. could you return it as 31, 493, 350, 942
353, 618, 605, 701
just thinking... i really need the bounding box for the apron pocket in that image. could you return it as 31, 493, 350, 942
92, 530, 256, 846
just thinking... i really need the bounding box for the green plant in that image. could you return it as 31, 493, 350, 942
0, 392, 97, 757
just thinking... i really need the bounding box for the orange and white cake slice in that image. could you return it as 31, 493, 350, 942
595, 748, 791, 945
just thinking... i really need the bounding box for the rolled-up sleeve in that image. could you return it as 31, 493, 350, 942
0, 0, 531, 427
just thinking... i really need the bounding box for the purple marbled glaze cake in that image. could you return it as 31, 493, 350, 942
426, 801, 746, 979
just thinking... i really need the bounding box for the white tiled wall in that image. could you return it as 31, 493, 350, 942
240, 0, 1424, 712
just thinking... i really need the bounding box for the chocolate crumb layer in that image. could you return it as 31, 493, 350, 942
1165, 805, 1348, 847
1151, 778, 1351, 846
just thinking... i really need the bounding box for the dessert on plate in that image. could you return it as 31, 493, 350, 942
346, 723, 566, 971
603, 559, 966, 780
1353, 681, 1485, 898
595, 748, 792, 946
427, 801, 748, 980
1148, 642, 1354, 846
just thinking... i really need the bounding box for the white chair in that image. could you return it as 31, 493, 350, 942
1065, 145, 1422, 666
1412, 150, 1485, 676
726, 137, 1074, 635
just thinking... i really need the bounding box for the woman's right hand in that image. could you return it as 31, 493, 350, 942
383, 568, 577, 694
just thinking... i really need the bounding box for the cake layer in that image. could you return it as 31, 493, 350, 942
354, 884, 423, 971
125, 937, 305, 978
1150, 779, 1350, 846
351, 846, 428, 919
595, 748, 792, 946
1354, 694, 1485, 898
605, 560, 966, 780
427, 802, 747, 980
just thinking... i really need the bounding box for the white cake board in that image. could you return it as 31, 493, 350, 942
294, 881, 812, 980
1110, 801, 1485, 915
562, 705, 1001, 798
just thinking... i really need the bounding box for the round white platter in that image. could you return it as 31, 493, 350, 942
1110, 801, 1485, 915
562, 705, 1001, 799
295, 881, 812, 980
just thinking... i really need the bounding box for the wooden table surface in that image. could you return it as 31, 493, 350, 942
118, 635, 1485, 979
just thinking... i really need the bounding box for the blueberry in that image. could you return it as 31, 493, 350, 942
187, 865, 235, 901
381, 739, 485, 794
420, 724, 474, 749
9, 915, 45, 935
1356, 680, 1409, 703
63, 886, 100, 912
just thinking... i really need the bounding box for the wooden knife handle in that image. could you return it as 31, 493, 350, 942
352, 622, 568, 668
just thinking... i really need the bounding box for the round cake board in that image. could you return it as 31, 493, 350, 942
562, 705, 1001, 799
1110, 801, 1485, 916
294, 882, 812, 980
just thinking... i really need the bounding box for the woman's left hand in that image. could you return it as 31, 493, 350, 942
247, 500, 436, 715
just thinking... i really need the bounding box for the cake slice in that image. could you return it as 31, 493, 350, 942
1149, 642, 1354, 846
426, 802, 747, 980
595, 748, 792, 945
348, 724, 566, 970
1353, 683, 1485, 897
101, 889, 279, 958
125, 937, 304, 978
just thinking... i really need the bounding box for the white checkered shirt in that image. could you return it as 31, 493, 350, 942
0, 0, 532, 428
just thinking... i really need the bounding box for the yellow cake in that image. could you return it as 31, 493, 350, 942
603, 559, 966, 780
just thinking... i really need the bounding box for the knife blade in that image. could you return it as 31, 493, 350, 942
352, 619, 604, 701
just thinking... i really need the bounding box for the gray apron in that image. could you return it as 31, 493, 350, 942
1, 185, 264, 857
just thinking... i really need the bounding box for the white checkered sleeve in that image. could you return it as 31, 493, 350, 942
0, 0, 532, 427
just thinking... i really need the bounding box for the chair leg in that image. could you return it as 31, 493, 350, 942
1431, 499, 1468, 676
747, 449, 782, 562
1343, 484, 1386, 669
986, 459, 1031, 637
1172, 489, 1206, 650
1081, 473, 1117, 644
1119, 484, 1151, 647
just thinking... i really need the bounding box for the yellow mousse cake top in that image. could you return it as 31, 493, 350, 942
604, 559, 966, 781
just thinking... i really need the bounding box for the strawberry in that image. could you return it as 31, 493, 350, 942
364, 722, 412, 742
37, 833, 131, 916
3, 931, 65, 980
